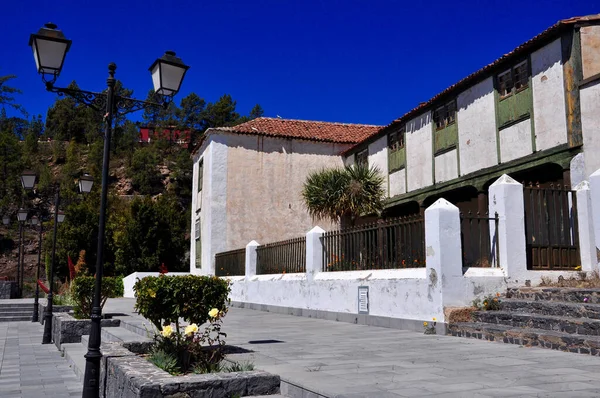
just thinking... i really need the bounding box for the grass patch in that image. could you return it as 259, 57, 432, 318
539, 270, 600, 288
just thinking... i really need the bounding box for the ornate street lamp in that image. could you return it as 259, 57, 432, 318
30, 215, 42, 323
56, 210, 66, 223
29, 23, 189, 398
78, 174, 94, 194
17, 208, 28, 222
21, 170, 37, 190
28, 23, 71, 84
2, 215, 9, 226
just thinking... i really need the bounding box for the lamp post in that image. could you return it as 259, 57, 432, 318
29, 23, 189, 398
30, 215, 42, 323
16, 208, 28, 297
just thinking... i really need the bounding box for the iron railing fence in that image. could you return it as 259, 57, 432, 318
256, 237, 306, 274
321, 215, 425, 272
524, 183, 580, 270
461, 211, 499, 268
215, 248, 246, 277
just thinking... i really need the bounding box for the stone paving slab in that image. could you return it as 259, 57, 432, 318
219, 307, 600, 397
0, 320, 82, 398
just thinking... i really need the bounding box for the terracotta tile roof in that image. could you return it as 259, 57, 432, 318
216, 117, 381, 144
342, 13, 600, 155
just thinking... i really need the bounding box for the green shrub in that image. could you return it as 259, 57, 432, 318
472, 293, 501, 311
148, 349, 180, 375
71, 276, 124, 319
134, 275, 231, 330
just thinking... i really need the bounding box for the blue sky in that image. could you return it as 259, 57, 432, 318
3, 0, 599, 127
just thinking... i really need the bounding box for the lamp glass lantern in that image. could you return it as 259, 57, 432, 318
31, 215, 39, 226
78, 174, 94, 194
21, 170, 37, 190
56, 211, 65, 223
17, 208, 28, 223
28, 23, 71, 78
149, 51, 189, 97
2, 215, 9, 226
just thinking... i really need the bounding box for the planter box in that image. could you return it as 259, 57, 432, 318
38, 304, 73, 325
52, 312, 120, 350
99, 343, 280, 398
0, 281, 17, 299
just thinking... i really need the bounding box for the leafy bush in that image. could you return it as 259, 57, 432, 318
71, 276, 124, 319
134, 275, 231, 330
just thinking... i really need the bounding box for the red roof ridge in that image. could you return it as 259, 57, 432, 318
221, 116, 382, 129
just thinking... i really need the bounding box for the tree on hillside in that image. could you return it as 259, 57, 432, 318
249, 104, 264, 119
302, 164, 385, 226
202, 94, 241, 129
0, 75, 25, 114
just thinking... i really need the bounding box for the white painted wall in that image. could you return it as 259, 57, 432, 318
406, 112, 433, 192
224, 134, 346, 250
531, 38, 568, 152
368, 136, 389, 196
582, 81, 600, 178
457, 77, 498, 175
190, 134, 229, 275
122, 272, 189, 298
499, 119, 533, 163
434, 149, 458, 183
388, 169, 406, 197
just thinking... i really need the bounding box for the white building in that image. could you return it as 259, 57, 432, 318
344, 14, 600, 219
190, 118, 381, 275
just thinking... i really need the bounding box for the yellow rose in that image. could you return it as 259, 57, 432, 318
149, 290, 156, 298
423, 321, 428, 327
208, 308, 220, 318
184, 323, 198, 336
161, 325, 173, 338
432, 317, 437, 322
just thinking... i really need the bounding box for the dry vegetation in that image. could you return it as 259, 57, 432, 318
539, 270, 600, 288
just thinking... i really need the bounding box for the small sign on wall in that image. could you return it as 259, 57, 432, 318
358, 286, 369, 314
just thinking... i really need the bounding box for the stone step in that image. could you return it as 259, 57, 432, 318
0, 315, 32, 322
61, 342, 87, 381
0, 307, 35, 314
448, 322, 600, 355
507, 287, 600, 304
473, 310, 600, 336
0, 303, 35, 309
501, 299, 600, 319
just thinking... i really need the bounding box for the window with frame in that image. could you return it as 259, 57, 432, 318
497, 60, 529, 99
433, 100, 457, 131
355, 149, 368, 166
197, 160, 203, 192
388, 126, 405, 152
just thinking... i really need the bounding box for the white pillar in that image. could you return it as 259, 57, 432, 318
306, 226, 325, 282
589, 169, 600, 255
245, 240, 259, 280
488, 174, 527, 281
575, 181, 598, 272
425, 199, 462, 321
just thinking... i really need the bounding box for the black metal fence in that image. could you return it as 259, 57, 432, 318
461, 212, 499, 268
256, 237, 306, 274
215, 248, 246, 277
321, 215, 425, 271
524, 183, 580, 270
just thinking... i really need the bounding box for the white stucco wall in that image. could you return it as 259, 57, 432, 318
388, 169, 406, 197
457, 77, 498, 175
434, 149, 458, 183
499, 119, 533, 163
223, 133, 347, 251
190, 134, 229, 275
368, 136, 389, 196
582, 80, 600, 178
581, 25, 600, 80
531, 38, 568, 152
406, 112, 433, 192
122, 272, 189, 298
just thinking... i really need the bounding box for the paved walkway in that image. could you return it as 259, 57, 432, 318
4, 298, 600, 397
222, 308, 600, 397
0, 320, 82, 398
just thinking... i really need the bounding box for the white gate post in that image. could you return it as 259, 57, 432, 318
576, 181, 598, 272
245, 240, 259, 280
306, 226, 325, 282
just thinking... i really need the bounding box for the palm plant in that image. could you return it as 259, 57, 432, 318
302, 163, 385, 226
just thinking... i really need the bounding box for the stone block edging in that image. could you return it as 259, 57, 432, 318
100, 342, 280, 397
52, 312, 120, 350
39, 304, 73, 325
